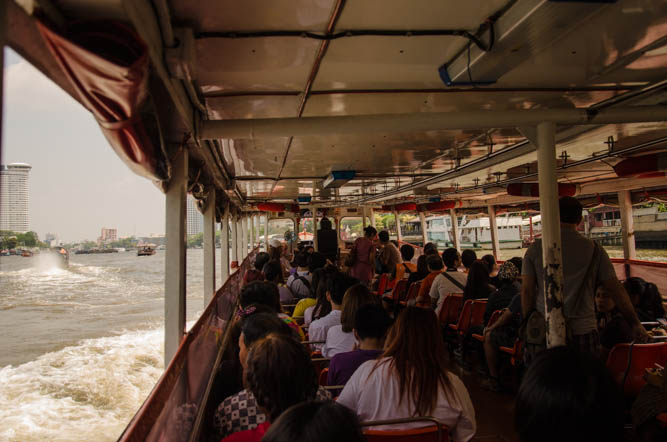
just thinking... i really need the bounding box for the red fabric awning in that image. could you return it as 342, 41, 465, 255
37, 20, 170, 182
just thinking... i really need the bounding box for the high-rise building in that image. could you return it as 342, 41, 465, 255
99, 227, 118, 243
187, 195, 203, 236
0, 163, 31, 232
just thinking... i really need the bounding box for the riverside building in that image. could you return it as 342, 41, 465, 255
0, 163, 31, 233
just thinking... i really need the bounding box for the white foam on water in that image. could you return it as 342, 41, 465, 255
0, 328, 164, 442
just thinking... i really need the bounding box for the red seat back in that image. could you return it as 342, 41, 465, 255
486, 309, 502, 328
318, 367, 329, 386
375, 274, 389, 296
606, 342, 667, 398
404, 282, 422, 303
469, 299, 487, 328
453, 300, 473, 332
391, 279, 409, 302
364, 424, 449, 442
438, 293, 462, 326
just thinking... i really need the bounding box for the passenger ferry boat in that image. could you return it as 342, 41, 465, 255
3, 0, 667, 441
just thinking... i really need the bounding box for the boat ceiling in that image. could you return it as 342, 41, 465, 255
8, 0, 667, 211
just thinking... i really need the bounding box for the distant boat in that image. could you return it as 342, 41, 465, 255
0, 249, 9, 256
137, 246, 156, 256
21, 250, 33, 257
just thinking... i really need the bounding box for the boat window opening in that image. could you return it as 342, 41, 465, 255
339, 217, 368, 243
267, 218, 295, 246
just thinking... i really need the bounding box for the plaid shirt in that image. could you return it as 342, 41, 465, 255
214, 387, 331, 438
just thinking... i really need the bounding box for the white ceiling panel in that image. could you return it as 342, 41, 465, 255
206, 96, 301, 119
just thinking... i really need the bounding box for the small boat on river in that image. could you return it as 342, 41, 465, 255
137, 246, 156, 256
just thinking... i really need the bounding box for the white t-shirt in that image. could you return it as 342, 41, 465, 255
304, 306, 315, 326
337, 358, 476, 442
430, 271, 467, 313
322, 325, 356, 358
308, 310, 341, 350
286, 270, 312, 298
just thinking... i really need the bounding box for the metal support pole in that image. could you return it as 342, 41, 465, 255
370, 208, 376, 228
419, 212, 428, 246
241, 214, 249, 258
221, 204, 230, 282
250, 214, 256, 249
362, 206, 368, 228
254, 214, 260, 248
619, 190, 636, 260
264, 213, 270, 251
231, 212, 239, 268
488, 204, 500, 260
203, 187, 216, 306
536, 121, 566, 348
0, 0, 5, 159
449, 209, 461, 253
394, 210, 402, 242
164, 149, 188, 366
312, 206, 319, 251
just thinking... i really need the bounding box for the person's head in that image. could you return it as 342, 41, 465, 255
463, 260, 491, 298
595, 286, 616, 314
239, 281, 280, 311
426, 253, 444, 272
307, 252, 326, 272
295, 252, 309, 269
340, 284, 377, 333
313, 269, 333, 320
623, 277, 665, 318
268, 241, 283, 261
515, 347, 624, 442
378, 230, 390, 244
363, 226, 377, 239
400, 244, 415, 262
262, 401, 365, 442
509, 257, 523, 275
497, 261, 519, 285
306, 246, 314, 254
481, 254, 496, 273
239, 310, 293, 370
423, 242, 438, 256
244, 334, 318, 422
320, 217, 332, 230
559, 196, 583, 225
354, 303, 392, 345
254, 252, 270, 271
327, 272, 358, 306
442, 247, 461, 269
381, 307, 456, 416
416, 255, 428, 275
263, 260, 285, 284
461, 249, 477, 269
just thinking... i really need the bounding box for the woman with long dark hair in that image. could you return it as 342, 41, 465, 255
337, 307, 475, 441
463, 260, 495, 302
623, 277, 666, 322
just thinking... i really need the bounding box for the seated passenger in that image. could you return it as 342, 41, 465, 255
292, 266, 327, 322
481, 254, 500, 287
214, 312, 328, 439
623, 277, 666, 322
461, 249, 477, 273
415, 253, 447, 307
268, 239, 291, 277
262, 401, 365, 442
322, 284, 377, 358
337, 307, 476, 441
238, 281, 303, 339
243, 252, 270, 285
482, 294, 522, 392
484, 261, 520, 325
308, 273, 358, 349
462, 260, 495, 303
407, 254, 429, 286
263, 260, 294, 304
286, 253, 313, 299
426, 248, 467, 312
394, 244, 417, 281
515, 347, 624, 442
327, 303, 392, 387
423, 242, 439, 256
221, 334, 323, 442
596, 286, 633, 361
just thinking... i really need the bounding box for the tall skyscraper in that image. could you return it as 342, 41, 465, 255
0, 163, 31, 232
186, 195, 204, 236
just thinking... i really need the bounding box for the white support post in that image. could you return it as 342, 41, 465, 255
536, 121, 566, 348
240, 214, 247, 258
619, 190, 636, 260
370, 208, 376, 228
221, 204, 230, 283
164, 149, 188, 366
419, 212, 428, 246
231, 212, 239, 268
311, 206, 319, 251
264, 213, 270, 251
449, 209, 461, 253
488, 204, 500, 260
335, 216, 341, 252
0, 0, 5, 154
203, 188, 216, 306
394, 210, 403, 242
237, 215, 245, 262
250, 214, 256, 249
254, 214, 260, 248
362, 206, 368, 228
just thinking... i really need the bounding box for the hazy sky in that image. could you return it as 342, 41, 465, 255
2, 48, 165, 242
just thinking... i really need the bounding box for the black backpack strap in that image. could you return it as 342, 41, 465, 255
441, 271, 466, 291
403, 263, 412, 274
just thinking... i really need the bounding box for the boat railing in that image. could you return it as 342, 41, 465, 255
118, 248, 259, 442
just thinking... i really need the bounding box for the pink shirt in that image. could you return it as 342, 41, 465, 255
349, 237, 374, 282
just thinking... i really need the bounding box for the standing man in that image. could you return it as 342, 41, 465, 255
521, 197, 646, 361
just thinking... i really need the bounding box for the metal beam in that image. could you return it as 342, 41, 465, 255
164, 149, 187, 366
203, 187, 216, 306
201, 106, 667, 140
264, 213, 269, 251
419, 212, 428, 246
619, 190, 636, 260
536, 122, 566, 348
449, 209, 461, 253
221, 204, 230, 283
394, 210, 402, 242
312, 206, 319, 251
488, 204, 500, 260
231, 212, 239, 268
